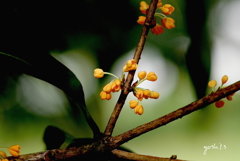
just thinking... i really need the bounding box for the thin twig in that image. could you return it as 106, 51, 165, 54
104, 0, 159, 136
112, 149, 186, 161
112, 81, 240, 146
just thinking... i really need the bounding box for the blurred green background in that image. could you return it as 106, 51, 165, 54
1, 0, 240, 161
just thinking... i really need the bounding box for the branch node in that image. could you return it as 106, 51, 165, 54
170, 155, 177, 159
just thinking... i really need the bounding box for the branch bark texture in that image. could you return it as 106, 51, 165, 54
104, 0, 159, 136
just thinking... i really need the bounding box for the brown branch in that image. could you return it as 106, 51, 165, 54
103, 0, 159, 136
112, 81, 240, 147
7, 82, 240, 161
112, 149, 186, 161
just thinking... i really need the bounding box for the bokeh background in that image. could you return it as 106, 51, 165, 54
1, 0, 240, 161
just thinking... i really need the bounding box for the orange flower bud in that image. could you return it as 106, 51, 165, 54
2, 159, 9, 161
161, 4, 175, 15
147, 72, 158, 81
137, 16, 146, 25
221, 75, 228, 84
151, 24, 164, 35
129, 100, 139, 109
100, 91, 112, 100
208, 80, 217, 88
8, 145, 20, 157
226, 95, 233, 101
124, 59, 138, 72
111, 79, 121, 92
157, 0, 162, 7
150, 91, 160, 99
94, 68, 104, 78
0, 151, 7, 158
138, 71, 147, 80
134, 105, 144, 115
215, 100, 225, 108
128, 64, 138, 71
140, 1, 149, 14
161, 17, 175, 29
103, 83, 112, 93
135, 89, 144, 101
126, 59, 135, 68
143, 89, 151, 99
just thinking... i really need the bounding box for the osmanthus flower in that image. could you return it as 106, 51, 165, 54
129, 100, 144, 115
0, 145, 21, 161
100, 91, 112, 100
134, 104, 144, 115
94, 68, 104, 78
140, 1, 149, 14
138, 71, 147, 80
94, 60, 160, 115
146, 72, 158, 81
137, 0, 175, 35
123, 59, 138, 72
150, 91, 160, 99
129, 100, 139, 109
151, 23, 164, 35
208, 75, 235, 108
8, 145, 20, 157
160, 4, 175, 15
129, 71, 160, 115
0, 151, 7, 159
1, 159, 8, 161
161, 17, 175, 29
94, 59, 138, 101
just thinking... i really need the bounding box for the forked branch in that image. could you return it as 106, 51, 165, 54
112, 81, 240, 147
104, 0, 159, 136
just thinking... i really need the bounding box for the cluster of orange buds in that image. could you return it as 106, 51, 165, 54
94, 59, 138, 100
208, 75, 235, 108
94, 59, 160, 115
130, 71, 160, 115
0, 145, 21, 161
137, 0, 175, 35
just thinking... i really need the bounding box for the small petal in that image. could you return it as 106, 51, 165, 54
8, 145, 20, 157
134, 105, 144, 115
157, 0, 162, 7
161, 17, 175, 29
111, 79, 121, 92
137, 16, 146, 25
124, 59, 138, 72
151, 24, 164, 35
140, 1, 149, 14
100, 91, 111, 100
150, 91, 160, 99
129, 100, 139, 109
103, 83, 112, 93
135, 89, 144, 101
143, 89, 151, 99
126, 59, 135, 68
146, 72, 158, 81
161, 4, 175, 15
138, 71, 147, 80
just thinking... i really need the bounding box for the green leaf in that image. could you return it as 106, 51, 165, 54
0, 52, 100, 138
